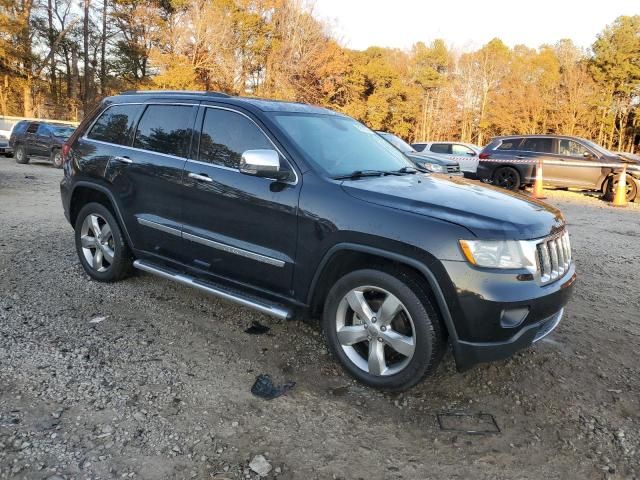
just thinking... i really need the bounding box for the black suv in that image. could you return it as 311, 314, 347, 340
60, 91, 576, 391
10, 120, 76, 168
478, 135, 640, 201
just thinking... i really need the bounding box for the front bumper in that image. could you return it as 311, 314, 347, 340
439, 259, 576, 371
0, 145, 12, 155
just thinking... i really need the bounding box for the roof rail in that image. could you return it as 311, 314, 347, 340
119, 90, 231, 98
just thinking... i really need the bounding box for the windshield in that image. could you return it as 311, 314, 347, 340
271, 113, 414, 177
378, 132, 415, 153
51, 126, 75, 138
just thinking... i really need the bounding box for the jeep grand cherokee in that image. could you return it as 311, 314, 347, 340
60, 91, 576, 391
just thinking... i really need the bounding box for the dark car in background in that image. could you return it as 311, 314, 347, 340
10, 120, 76, 168
376, 131, 462, 175
60, 91, 575, 391
477, 135, 640, 202
0, 133, 12, 157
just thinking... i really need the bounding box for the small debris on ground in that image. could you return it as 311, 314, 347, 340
249, 454, 272, 477
251, 374, 295, 400
88, 315, 108, 324
244, 320, 270, 335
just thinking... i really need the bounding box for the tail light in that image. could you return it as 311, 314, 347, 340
61, 143, 71, 164
479, 152, 491, 159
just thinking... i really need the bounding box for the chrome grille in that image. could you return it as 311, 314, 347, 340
536, 230, 571, 284
446, 165, 461, 174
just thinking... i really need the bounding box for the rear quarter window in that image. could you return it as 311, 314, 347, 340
88, 104, 143, 146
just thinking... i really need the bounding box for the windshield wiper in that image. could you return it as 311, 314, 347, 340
333, 169, 402, 180
395, 166, 418, 174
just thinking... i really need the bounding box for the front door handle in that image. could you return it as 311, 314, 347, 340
114, 155, 132, 164
188, 172, 213, 183
515, 155, 526, 159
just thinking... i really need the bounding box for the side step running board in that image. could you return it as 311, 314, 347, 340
133, 259, 292, 320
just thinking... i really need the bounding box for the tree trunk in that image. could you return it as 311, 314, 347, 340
100, 0, 107, 95
23, 75, 33, 117
47, 0, 58, 104
83, 0, 90, 113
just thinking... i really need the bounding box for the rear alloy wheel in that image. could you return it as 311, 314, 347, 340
50, 149, 63, 168
74, 202, 132, 282
492, 166, 521, 190
604, 175, 638, 202
323, 269, 445, 391
14, 145, 29, 164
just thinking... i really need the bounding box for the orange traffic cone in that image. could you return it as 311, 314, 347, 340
612, 164, 628, 207
531, 159, 546, 199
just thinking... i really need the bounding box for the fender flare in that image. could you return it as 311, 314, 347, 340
70, 181, 136, 249
307, 243, 459, 344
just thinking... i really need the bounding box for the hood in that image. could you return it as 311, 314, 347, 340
406, 152, 458, 166
341, 174, 565, 239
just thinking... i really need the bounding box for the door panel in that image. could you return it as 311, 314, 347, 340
84, 102, 196, 261
181, 106, 300, 295
544, 139, 602, 187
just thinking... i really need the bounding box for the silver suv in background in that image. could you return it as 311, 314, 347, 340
412, 142, 481, 175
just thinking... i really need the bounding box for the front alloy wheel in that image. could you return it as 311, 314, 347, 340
323, 268, 445, 391
336, 287, 415, 376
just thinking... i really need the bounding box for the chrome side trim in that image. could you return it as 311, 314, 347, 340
137, 217, 286, 268
183, 232, 285, 268
533, 308, 564, 343
133, 260, 291, 319
137, 217, 182, 237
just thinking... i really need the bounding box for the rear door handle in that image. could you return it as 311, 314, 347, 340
188, 172, 213, 183
515, 155, 526, 159
114, 155, 132, 164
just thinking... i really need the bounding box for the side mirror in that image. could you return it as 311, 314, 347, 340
467, 151, 477, 156
583, 151, 593, 158
239, 149, 289, 181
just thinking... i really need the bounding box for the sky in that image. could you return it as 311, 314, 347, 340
312, 0, 639, 52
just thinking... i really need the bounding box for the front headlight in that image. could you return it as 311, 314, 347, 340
423, 163, 444, 173
459, 239, 538, 270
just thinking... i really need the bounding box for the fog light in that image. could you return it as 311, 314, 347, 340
500, 307, 529, 328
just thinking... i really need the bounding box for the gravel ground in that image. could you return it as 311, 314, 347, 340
1, 159, 639, 480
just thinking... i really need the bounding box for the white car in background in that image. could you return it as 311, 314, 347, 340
412, 142, 481, 176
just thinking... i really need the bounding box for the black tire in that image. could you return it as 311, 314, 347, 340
492, 166, 521, 190
74, 202, 133, 282
603, 175, 638, 202
50, 148, 63, 168
322, 268, 446, 391
14, 144, 29, 164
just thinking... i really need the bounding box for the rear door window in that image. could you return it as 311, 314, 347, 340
412, 143, 427, 152
88, 104, 142, 146
26, 123, 39, 134
430, 143, 452, 154
198, 108, 272, 169
497, 138, 522, 150
520, 138, 553, 153
36, 124, 50, 135
133, 104, 194, 157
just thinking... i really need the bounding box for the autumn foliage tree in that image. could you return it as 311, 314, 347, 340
0, 2, 638, 151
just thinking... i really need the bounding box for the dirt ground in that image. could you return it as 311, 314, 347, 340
1, 158, 638, 480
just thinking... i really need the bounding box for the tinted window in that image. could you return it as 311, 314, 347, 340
26, 123, 39, 134
133, 105, 193, 157
558, 139, 590, 157
521, 138, 553, 153
13, 121, 29, 134
36, 124, 50, 135
412, 143, 427, 152
497, 138, 522, 150
199, 108, 272, 169
430, 143, 451, 154
89, 104, 142, 146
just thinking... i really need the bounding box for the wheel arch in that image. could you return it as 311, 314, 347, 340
69, 182, 135, 249
307, 243, 459, 344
